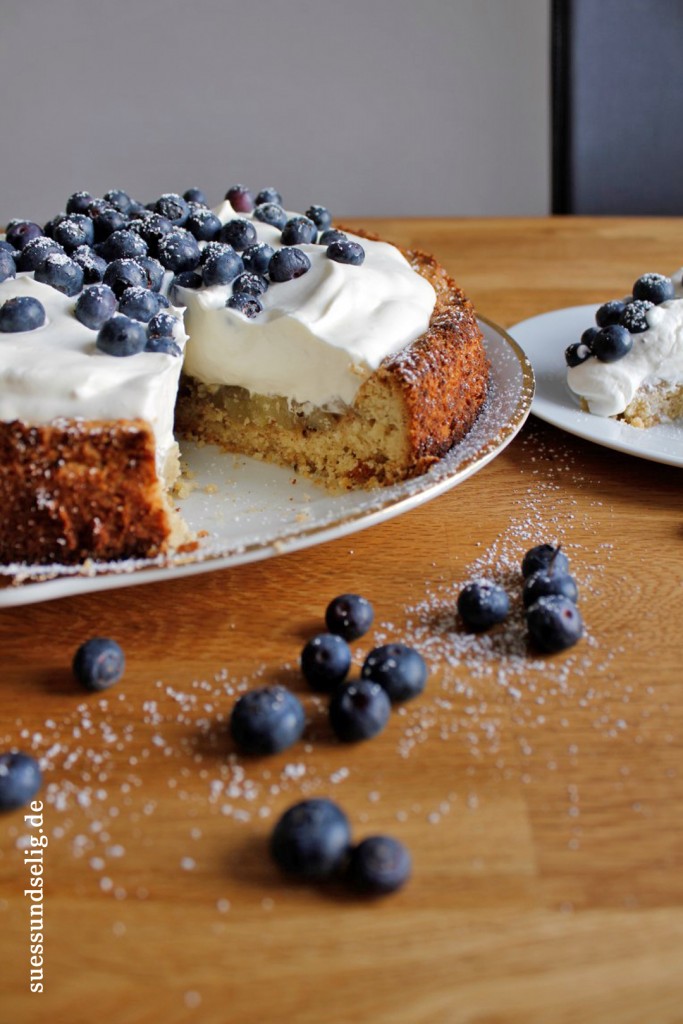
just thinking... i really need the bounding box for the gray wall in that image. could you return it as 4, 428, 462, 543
0, 0, 550, 224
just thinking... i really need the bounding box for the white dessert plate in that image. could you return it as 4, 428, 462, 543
509, 304, 683, 468
0, 318, 534, 606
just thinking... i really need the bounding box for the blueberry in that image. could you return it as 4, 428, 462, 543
565, 341, 592, 367
201, 245, 244, 286
522, 569, 579, 608
134, 255, 165, 292
87, 201, 127, 241
329, 680, 391, 743
0, 296, 46, 333
183, 186, 208, 206
5, 219, 44, 250
526, 595, 584, 653
269, 247, 311, 283
270, 798, 351, 880
0, 249, 16, 283
96, 315, 147, 357
521, 543, 569, 579
53, 213, 95, 253
327, 239, 365, 266
0, 240, 16, 254
241, 243, 275, 276
103, 257, 148, 298
230, 685, 305, 755
219, 218, 257, 251
103, 188, 133, 214
154, 193, 189, 226
595, 300, 626, 327
16, 236, 64, 272
0, 752, 42, 812
157, 228, 200, 273
72, 637, 125, 691
71, 245, 107, 284
226, 291, 263, 318
318, 229, 347, 246
632, 273, 675, 305
346, 835, 411, 895
457, 580, 509, 632
325, 593, 374, 640
65, 191, 94, 215
171, 271, 203, 295
129, 213, 173, 255
361, 643, 427, 702
255, 186, 283, 206
591, 324, 633, 362
34, 252, 84, 296
281, 216, 317, 245
185, 206, 222, 242
74, 284, 118, 330
300, 633, 351, 692
232, 271, 268, 296
305, 205, 332, 231
145, 336, 182, 356
620, 300, 654, 334
118, 285, 159, 323
224, 184, 254, 213
101, 228, 148, 262
147, 311, 178, 339
253, 203, 288, 230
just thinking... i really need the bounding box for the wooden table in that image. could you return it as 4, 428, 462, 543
1, 218, 682, 1024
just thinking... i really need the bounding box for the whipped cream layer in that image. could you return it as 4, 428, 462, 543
567, 271, 683, 417
0, 273, 186, 473
179, 203, 437, 410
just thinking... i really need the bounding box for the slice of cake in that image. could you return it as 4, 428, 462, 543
566, 271, 683, 426
0, 183, 490, 566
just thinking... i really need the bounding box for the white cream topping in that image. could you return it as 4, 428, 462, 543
0, 273, 187, 472
567, 271, 683, 417
178, 203, 437, 410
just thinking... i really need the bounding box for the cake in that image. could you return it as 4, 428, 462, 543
566, 271, 683, 426
0, 184, 490, 567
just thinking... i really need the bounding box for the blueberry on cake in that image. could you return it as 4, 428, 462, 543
566, 272, 683, 426
0, 183, 490, 566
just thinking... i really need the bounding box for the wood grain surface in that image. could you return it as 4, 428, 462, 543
1, 218, 682, 1024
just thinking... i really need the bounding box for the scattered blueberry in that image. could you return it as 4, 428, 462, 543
591, 324, 633, 362
329, 680, 391, 743
225, 184, 254, 213
300, 633, 351, 692
522, 569, 579, 608
226, 291, 263, 318
74, 284, 118, 330
147, 310, 178, 340
361, 643, 428, 702
526, 595, 584, 653
154, 193, 189, 226
281, 216, 317, 245
346, 835, 411, 894
183, 186, 208, 205
521, 544, 569, 579
325, 593, 374, 640
232, 271, 268, 296
327, 239, 365, 266
318, 229, 347, 246
305, 205, 332, 231
71, 245, 107, 284
34, 252, 84, 296
103, 257, 148, 298
65, 191, 94, 215
16, 236, 64, 272
101, 228, 148, 262
253, 203, 288, 230
595, 300, 626, 327
230, 685, 305, 755
219, 218, 257, 251
241, 243, 275, 276
156, 228, 201, 272
145, 336, 182, 356
0, 752, 42, 812
72, 637, 126, 691
255, 186, 283, 206
0, 296, 46, 333
270, 798, 351, 880
53, 213, 95, 252
185, 206, 222, 241
457, 579, 510, 632
619, 300, 654, 334
103, 188, 133, 214
96, 315, 147, 357
632, 273, 675, 305
269, 247, 311, 283
5, 219, 44, 250
0, 249, 16, 283
134, 255, 165, 292
118, 285, 159, 323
